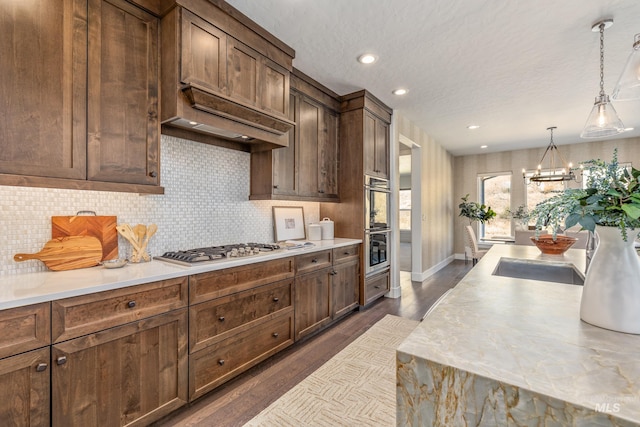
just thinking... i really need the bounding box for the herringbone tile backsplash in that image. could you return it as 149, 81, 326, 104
0, 135, 319, 275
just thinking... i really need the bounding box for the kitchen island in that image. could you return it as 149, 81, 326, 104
397, 244, 640, 426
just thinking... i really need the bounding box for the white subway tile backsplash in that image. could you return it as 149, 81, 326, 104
0, 135, 319, 275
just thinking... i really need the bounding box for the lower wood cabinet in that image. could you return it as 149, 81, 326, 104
364, 269, 391, 306
52, 309, 188, 427
294, 266, 333, 341
332, 257, 360, 318
0, 347, 50, 427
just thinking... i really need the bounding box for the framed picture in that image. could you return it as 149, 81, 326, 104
273, 206, 306, 241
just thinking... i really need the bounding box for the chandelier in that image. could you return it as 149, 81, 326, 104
525, 127, 577, 183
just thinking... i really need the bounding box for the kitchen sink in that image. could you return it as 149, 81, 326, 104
492, 257, 584, 285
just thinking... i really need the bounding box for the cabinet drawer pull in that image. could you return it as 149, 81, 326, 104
331, 270, 337, 275
56, 356, 67, 366
35, 363, 48, 372
149, 171, 157, 178
272, 332, 279, 338
218, 359, 225, 366
311, 258, 318, 263
318, 190, 325, 194
273, 185, 278, 189
218, 316, 225, 322
374, 285, 381, 289
127, 300, 136, 308
343, 251, 350, 255
272, 297, 279, 302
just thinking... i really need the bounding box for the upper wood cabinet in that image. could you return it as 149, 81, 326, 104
161, 2, 295, 150
87, 0, 160, 186
250, 70, 339, 202
364, 111, 390, 179
0, 0, 163, 194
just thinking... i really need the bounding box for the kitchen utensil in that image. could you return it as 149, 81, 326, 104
117, 223, 156, 262
139, 224, 157, 262
320, 217, 334, 239
308, 224, 322, 241
102, 258, 128, 269
14, 236, 103, 271
52, 211, 118, 260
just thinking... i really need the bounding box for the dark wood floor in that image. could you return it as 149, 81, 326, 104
153, 260, 472, 427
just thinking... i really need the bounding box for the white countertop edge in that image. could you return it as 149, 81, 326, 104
0, 238, 361, 310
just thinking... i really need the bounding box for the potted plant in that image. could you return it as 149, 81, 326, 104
528, 149, 640, 334
458, 194, 496, 225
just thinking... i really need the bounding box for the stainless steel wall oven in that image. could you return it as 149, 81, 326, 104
365, 175, 391, 275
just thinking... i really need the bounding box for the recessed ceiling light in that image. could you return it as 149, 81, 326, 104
392, 88, 408, 96
357, 54, 377, 64
624, 127, 635, 131
467, 125, 480, 130
480, 145, 488, 149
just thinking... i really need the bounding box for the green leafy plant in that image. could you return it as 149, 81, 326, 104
507, 204, 530, 229
529, 149, 640, 240
458, 194, 496, 225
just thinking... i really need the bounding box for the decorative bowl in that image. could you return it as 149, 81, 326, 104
102, 258, 128, 269
530, 234, 577, 255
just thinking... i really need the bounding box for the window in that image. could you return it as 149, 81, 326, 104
399, 189, 411, 230
479, 173, 511, 239
525, 173, 566, 215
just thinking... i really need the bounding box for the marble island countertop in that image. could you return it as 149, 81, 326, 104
0, 238, 361, 310
397, 244, 640, 426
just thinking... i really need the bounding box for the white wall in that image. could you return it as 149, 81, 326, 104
0, 135, 319, 275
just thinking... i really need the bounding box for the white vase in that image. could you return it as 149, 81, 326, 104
580, 225, 640, 334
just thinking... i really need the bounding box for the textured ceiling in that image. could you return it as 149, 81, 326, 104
226, 0, 640, 156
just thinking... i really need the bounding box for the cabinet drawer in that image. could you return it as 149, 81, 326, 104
0, 302, 50, 360
295, 250, 332, 275
189, 311, 294, 401
333, 244, 360, 264
364, 269, 390, 305
190, 279, 293, 353
52, 277, 188, 342
190, 257, 294, 304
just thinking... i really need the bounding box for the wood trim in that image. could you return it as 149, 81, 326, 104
291, 68, 340, 111
0, 173, 164, 194
340, 90, 392, 123
0, 303, 51, 359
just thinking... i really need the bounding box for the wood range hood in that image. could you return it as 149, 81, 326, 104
160, 1, 296, 152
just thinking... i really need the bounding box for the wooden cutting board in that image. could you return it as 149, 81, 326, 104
52, 214, 117, 260
14, 236, 103, 271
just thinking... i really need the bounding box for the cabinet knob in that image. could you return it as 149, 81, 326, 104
344, 251, 350, 255
127, 300, 136, 308
272, 332, 279, 338
35, 363, 48, 372
149, 171, 157, 178
272, 297, 279, 302
311, 258, 318, 263
56, 356, 67, 366
374, 285, 381, 289
331, 270, 337, 276
318, 190, 325, 194
218, 316, 225, 322
218, 359, 225, 366
273, 185, 279, 189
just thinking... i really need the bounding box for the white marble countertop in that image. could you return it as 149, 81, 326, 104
398, 244, 640, 424
0, 238, 361, 310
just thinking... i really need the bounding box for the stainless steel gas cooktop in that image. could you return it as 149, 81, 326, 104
155, 243, 280, 267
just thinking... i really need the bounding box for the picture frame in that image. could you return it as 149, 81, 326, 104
273, 206, 306, 241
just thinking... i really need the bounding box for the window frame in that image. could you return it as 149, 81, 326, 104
477, 171, 512, 241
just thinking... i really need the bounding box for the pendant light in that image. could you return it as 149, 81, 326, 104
612, 33, 640, 100
525, 127, 577, 183
581, 19, 625, 139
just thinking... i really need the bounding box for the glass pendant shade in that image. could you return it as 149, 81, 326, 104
580, 94, 625, 138
612, 34, 640, 100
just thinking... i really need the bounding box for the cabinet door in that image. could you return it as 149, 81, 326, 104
318, 107, 339, 198
332, 258, 360, 319
0, 348, 50, 427
86, 0, 160, 185
272, 92, 298, 196
363, 111, 389, 179
298, 96, 321, 197
0, 0, 87, 180
180, 9, 228, 95
52, 310, 188, 427
227, 37, 259, 108
260, 57, 290, 119
294, 267, 332, 340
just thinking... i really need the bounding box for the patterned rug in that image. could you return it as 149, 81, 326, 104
243, 315, 419, 427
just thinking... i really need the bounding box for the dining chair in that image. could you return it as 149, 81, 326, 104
465, 225, 487, 266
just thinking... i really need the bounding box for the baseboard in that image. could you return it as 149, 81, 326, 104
411, 255, 456, 282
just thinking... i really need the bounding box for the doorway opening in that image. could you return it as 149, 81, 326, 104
398, 134, 422, 279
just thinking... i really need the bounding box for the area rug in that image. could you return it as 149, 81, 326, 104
243, 314, 420, 427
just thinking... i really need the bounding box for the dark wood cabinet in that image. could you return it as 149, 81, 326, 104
0, 303, 51, 426
363, 269, 391, 306
250, 70, 339, 202
320, 90, 392, 306
0, 0, 163, 193
87, 0, 160, 185
294, 245, 360, 341
52, 310, 188, 426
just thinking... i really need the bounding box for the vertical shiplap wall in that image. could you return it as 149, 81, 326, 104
453, 136, 640, 254
396, 114, 455, 273
0, 135, 319, 275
